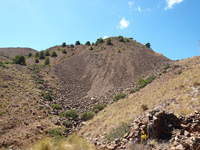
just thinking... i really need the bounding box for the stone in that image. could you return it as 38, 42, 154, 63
107, 145, 115, 150
175, 144, 184, 150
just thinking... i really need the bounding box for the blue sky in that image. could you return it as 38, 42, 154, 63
0, 0, 199, 60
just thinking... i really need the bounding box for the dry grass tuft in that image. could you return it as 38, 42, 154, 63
30, 134, 95, 150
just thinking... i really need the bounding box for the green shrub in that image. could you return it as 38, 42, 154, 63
174, 65, 180, 69
70, 44, 74, 48
28, 53, 32, 57
146, 76, 155, 84
89, 46, 93, 50
105, 122, 131, 142
125, 38, 129, 42
44, 94, 52, 101
141, 104, 148, 111
145, 42, 151, 48
35, 58, 39, 63
81, 111, 94, 121
113, 93, 126, 101
61, 49, 67, 54
51, 51, 57, 57
62, 110, 79, 120
85, 41, 91, 46
106, 38, 112, 45
45, 51, 50, 56
44, 57, 50, 65
178, 70, 182, 74
117, 36, 124, 42
118, 49, 121, 53
75, 41, 81, 45
137, 78, 147, 89
62, 42, 66, 47
92, 104, 105, 113
13, 55, 26, 65
62, 120, 72, 128
35, 52, 39, 58
51, 104, 62, 110
39, 51, 45, 59
130, 89, 136, 94
46, 128, 63, 138
97, 38, 104, 43
164, 64, 171, 70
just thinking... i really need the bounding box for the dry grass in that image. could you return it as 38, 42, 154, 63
29, 134, 95, 150
79, 56, 200, 140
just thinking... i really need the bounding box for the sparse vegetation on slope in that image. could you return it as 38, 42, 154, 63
79, 56, 200, 142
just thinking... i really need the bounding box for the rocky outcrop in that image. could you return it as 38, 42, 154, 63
95, 99, 200, 150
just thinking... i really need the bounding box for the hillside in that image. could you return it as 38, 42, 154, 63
0, 47, 37, 58
8, 36, 200, 149
79, 55, 200, 149
50, 37, 170, 112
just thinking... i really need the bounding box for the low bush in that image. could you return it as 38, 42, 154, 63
81, 111, 94, 121
39, 51, 45, 59
145, 42, 151, 48
92, 104, 105, 113
44, 94, 52, 101
28, 53, 32, 57
35, 52, 39, 58
13, 55, 26, 65
106, 38, 112, 45
164, 64, 171, 70
51, 51, 57, 57
75, 41, 81, 45
44, 57, 50, 65
117, 36, 124, 42
61, 110, 79, 120
70, 44, 74, 48
137, 78, 147, 89
113, 93, 126, 101
45, 51, 50, 56
89, 46, 93, 50
35, 58, 39, 63
46, 128, 63, 138
105, 122, 131, 141
51, 104, 62, 110
141, 104, 148, 111
62, 42, 66, 47
61, 49, 67, 54
146, 76, 155, 84
85, 41, 91, 46
62, 120, 72, 128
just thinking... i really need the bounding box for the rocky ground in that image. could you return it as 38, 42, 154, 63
93, 98, 200, 150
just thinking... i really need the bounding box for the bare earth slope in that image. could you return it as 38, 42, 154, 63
0, 47, 37, 58
52, 37, 170, 112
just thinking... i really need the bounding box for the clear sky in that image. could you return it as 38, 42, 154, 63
0, 0, 199, 60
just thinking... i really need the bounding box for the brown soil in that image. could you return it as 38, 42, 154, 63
51, 37, 171, 112
0, 47, 37, 58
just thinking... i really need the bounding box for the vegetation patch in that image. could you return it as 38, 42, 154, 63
113, 93, 126, 101
46, 128, 63, 138
81, 111, 94, 121
13, 55, 26, 65
117, 35, 124, 42
105, 122, 131, 142
92, 104, 106, 113
60, 110, 79, 120
51, 104, 62, 110
141, 104, 148, 111
63, 120, 72, 128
